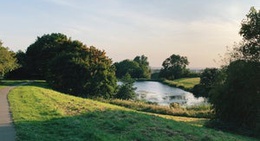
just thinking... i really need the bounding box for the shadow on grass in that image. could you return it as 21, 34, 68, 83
14, 110, 215, 141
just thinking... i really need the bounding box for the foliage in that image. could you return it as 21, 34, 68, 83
209, 60, 260, 135
115, 74, 137, 100
0, 41, 18, 78
133, 55, 151, 78
209, 7, 260, 136
102, 98, 212, 118
25, 33, 68, 79
24, 33, 117, 98
8, 83, 256, 140
47, 46, 117, 99
192, 68, 219, 98
239, 7, 260, 62
114, 59, 140, 78
159, 54, 189, 80
114, 55, 151, 79
6, 50, 31, 79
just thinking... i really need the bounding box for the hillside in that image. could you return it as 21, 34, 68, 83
8, 82, 256, 141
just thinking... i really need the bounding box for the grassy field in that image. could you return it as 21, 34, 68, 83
163, 78, 200, 90
7, 82, 257, 141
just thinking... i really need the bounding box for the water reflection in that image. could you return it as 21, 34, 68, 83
134, 81, 205, 106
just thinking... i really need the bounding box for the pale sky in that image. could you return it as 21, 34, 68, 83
1, 0, 260, 68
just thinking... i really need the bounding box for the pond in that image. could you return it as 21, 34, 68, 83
133, 81, 206, 106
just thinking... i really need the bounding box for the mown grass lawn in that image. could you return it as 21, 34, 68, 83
8, 82, 257, 141
163, 77, 200, 90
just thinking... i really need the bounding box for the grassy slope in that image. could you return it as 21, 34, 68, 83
8, 83, 256, 141
163, 78, 200, 90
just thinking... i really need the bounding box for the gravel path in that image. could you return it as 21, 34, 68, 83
0, 86, 16, 141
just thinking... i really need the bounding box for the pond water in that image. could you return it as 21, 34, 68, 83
133, 81, 206, 106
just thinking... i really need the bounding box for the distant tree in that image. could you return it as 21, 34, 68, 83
209, 7, 260, 135
133, 55, 151, 78
159, 54, 189, 80
115, 73, 136, 100
0, 41, 18, 79
114, 59, 140, 78
192, 68, 219, 98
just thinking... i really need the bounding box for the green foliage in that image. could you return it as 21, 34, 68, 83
192, 68, 219, 98
102, 98, 212, 118
159, 54, 189, 80
24, 33, 117, 98
133, 55, 151, 78
47, 46, 117, 99
209, 60, 260, 135
0, 41, 18, 78
239, 7, 260, 62
208, 7, 260, 136
115, 74, 136, 100
26, 33, 69, 79
114, 55, 151, 79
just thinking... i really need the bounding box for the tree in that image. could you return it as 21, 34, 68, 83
114, 59, 141, 78
209, 61, 259, 132
46, 45, 117, 98
159, 54, 189, 80
133, 55, 151, 78
115, 73, 136, 100
209, 7, 260, 135
192, 68, 219, 98
238, 7, 260, 62
26, 33, 69, 79
0, 41, 18, 79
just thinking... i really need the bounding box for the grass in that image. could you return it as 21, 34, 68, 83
0, 80, 30, 89
100, 99, 213, 118
7, 82, 257, 141
162, 77, 200, 90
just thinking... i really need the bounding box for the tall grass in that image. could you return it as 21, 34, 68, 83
100, 99, 213, 118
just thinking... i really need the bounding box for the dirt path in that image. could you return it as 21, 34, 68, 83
0, 86, 16, 141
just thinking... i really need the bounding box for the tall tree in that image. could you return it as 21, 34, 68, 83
114, 59, 141, 79
26, 33, 69, 79
192, 68, 219, 98
0, 41, 18, 79
209, 7, 260, 135
159, 54, 189, 80
239, 7, 260, 62
133, 55, 151, 78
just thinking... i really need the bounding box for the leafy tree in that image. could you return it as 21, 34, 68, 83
114, 59, 141, 78
114, 55, 151, 79
209, 61, 259, 132
115, 73, 136, 100
193, 68, 219, 98
47, 45, 117, 98
209, 7, 260, 135
238, 7, 260, 62
133, 55, 151, 78
0, 41, 18, 79
26, 33, 69, 79
159, 54, 189, 80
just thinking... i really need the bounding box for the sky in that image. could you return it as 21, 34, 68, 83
1, 0, 260, 68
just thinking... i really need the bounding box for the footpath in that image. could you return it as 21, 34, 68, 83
0, 86, 16, 141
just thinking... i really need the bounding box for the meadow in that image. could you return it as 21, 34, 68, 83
6, 81, 257, 141
162, 77, 200, 91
